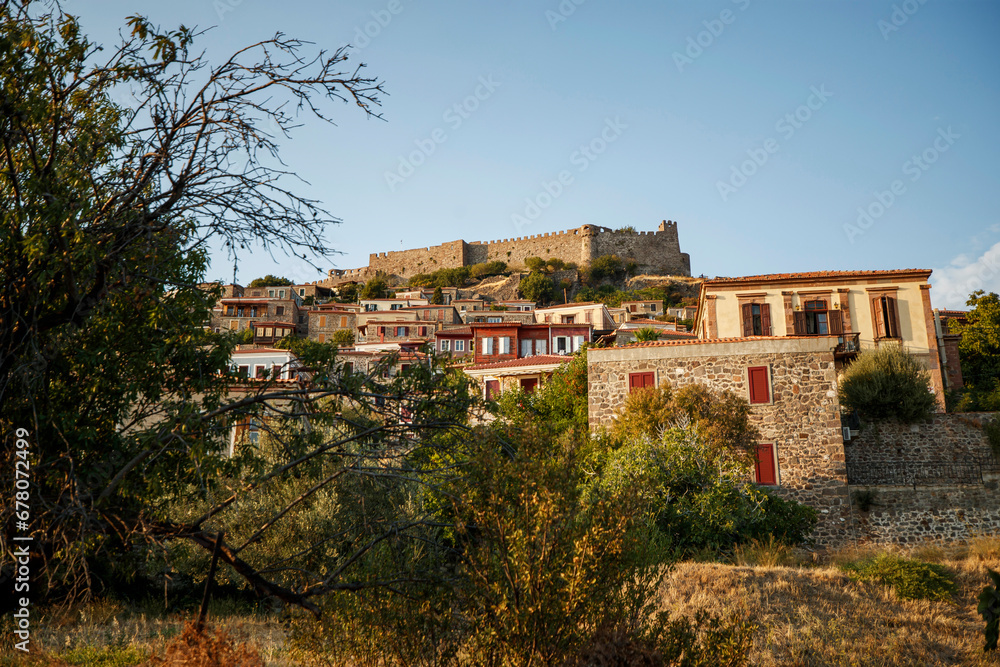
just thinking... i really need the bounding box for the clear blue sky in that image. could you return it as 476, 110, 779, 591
72, 0, 1000, 309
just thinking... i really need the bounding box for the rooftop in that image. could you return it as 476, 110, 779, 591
467, 354, 570, 371
704, 269, 932, 285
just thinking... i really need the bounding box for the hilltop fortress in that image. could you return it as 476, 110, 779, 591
324, 220, 691, 285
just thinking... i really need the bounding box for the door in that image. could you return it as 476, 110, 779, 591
520, 378, 538, 393
754, 444, 777, 485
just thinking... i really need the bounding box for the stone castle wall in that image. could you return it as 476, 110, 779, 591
327, 221, 690, 284
846, 413, 1000, 545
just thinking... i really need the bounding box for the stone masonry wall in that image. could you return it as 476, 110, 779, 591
846, 412, 1000, 545
587, 338, 850, 544
359, 222, 691, 282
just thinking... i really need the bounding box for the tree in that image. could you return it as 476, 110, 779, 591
430, 286, 444, 305
520, 271, 555, 304
360, 276, 389, 300
248, 275, 293, 287
337, 282, 359, 303
524, 256, 546, 272
952, 291, 1000, 411
330, 328, 355, 347
838, 345, 936, 423
634, 327, 661, 342
0, 4, 501, 614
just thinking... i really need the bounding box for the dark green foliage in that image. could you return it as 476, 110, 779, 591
247, 275, 292, 287
469, 260, 507, 279
598, 430, 817, 556
494, 348, 590, 436
634, 326, 660, 342
951, 291, 1000, 412
430, 286, 444, 304
520, 270, 556, 304
587, 254, 626, 283
409, 261, 507, 288
979, 568, 1000, 652
841, 554, 957, 602
852, 488, 878, 512
984, 419, 1000, 458
838, 345, 936, 423
359, 276, 389, 299
524, 256, 546, 272
330, 328, 355, 347
336, 282, 359, 303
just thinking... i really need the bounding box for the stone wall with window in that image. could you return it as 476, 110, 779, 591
587, 336, 851, 544
308, 310, 357, 343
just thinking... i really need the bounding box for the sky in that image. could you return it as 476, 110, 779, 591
69, 0, 1000, 309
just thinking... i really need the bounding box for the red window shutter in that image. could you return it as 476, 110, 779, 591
741, 303, 754, 337
629, 372, 654, 393
793, 311, 806, 335
755, 444, 777, 485
485, 380, 500, 401
760, 304, 772, 336
748, 366, 770, 404
886, 296, 900, 338
828, 310, 843, 334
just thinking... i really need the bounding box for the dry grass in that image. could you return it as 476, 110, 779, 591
655, 540, 1000, 666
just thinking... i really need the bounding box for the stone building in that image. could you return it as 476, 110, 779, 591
587, 336, 851, 544
307, 307, 357, 344
693, 269, 945, 409
323, 220, 691, 284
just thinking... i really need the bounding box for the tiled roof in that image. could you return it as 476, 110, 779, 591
467, 355, 570, 371
704, 269, 931, 284
616, 334, 840, 349
250, 321, 296, 327
232, 348, 295, 355
535, 301, 600, 310
938, 309, 969, 318
436, 327, 472, 336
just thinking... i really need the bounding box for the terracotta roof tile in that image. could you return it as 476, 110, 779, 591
467, 355, 570, 371
704, 269, 931, 284
615, 335, 840, 349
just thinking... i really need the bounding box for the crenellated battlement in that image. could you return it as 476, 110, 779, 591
333, 220, 689, 282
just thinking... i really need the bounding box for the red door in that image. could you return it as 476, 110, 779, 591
520, 378, 538, 393
485, 380, 500, 401
754, 444, 776, 485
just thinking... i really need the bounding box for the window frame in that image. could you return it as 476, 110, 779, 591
754, 443, 778, 486
747, 364, 773, 405
628, 371, 656, 393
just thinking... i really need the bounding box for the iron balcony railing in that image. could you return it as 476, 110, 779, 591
834, 332, 861, 358
847, 455, 999, 487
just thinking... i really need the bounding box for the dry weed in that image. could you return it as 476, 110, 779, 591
145, 622, 263, 667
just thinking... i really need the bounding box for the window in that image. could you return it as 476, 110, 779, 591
271, 363, 281, 379
585, 311, 592, 323
237, 365, 249, 378
390, 304, 402, 310
481, 337, 494, 355
230, 321, 239, 330
520, 339, 532, 357
339, 316, 347, 328
299, 288, 305, 296
804, 300, 828, 334
396, 326, 407, 337
318, 334, 326, 343
438, 309, 445, 320
741, 303, 771, 336
872, 295, 900, 339
265, 327, 273, 338
555, 336, 568, 354
573, 335, 585, 352
278, 290, 285, 299
562, 315, 575, 324
319, 316, 326, 327
343, 362, 353, 375
747, 365, 771, 404
440, 339, 451, 352
754, 444, 777, 485
520, 378, 538, 393
536, 340, 546, 354
268, 289, 275, 297
455, 340, 465, 352
365, 303, 377, 312
255, 327, 265, 338
499, 337, 511, 354
487, 316, 502, 323
254, 365, 267, 378
628, 372, 655, 392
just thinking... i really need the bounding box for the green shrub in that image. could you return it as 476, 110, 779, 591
838, 345, 936, 423
634, 326, 660, 342
841, 553, 957, 602
58, 646, 149, 666
979, 568, 1000, 652
520, 270, 555, 304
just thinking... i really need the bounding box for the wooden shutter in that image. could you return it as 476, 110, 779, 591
748, 366, 770, 404
754, 444, 777, 485
629, 372, 654, 393
793, 311, 806, 335
760, 304, 772, 336
873, 297, 886, 338
886, 296, 900, 338
741, 303, 754, 337
828, 310, 843, 335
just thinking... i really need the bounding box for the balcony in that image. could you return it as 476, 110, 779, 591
834, 332, 861, 359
